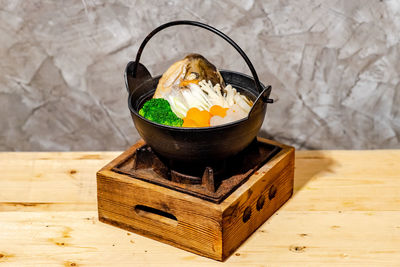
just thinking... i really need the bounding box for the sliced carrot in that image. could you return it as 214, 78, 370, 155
186, 107, 201, 118
209, 105, 228, 118
184, 107, 211, 127
196, 110, 211, 126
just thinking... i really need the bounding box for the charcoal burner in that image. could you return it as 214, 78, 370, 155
112, 139, 281, 203
97, 137, 294, 261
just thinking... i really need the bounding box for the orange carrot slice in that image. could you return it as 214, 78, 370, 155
210, 105, 228, 118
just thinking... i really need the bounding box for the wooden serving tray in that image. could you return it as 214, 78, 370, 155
97, 137, 294, 261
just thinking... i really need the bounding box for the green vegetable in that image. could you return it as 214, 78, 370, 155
139, 98, 183, 127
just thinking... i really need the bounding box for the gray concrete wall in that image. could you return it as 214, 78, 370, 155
1, 0, 399, 151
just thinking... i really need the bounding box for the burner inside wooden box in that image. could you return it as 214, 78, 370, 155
112, 139, 281, 203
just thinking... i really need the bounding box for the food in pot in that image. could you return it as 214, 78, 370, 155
140, 54, 253, 127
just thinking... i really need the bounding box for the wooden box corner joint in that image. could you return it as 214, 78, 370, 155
97, 137, 294, 261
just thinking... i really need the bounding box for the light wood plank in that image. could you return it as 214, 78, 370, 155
291, 150, 400, 211
0, 152, 118, 210
0, 210, 399, 266
1, 149, 400, 265
1, 150, 399, 211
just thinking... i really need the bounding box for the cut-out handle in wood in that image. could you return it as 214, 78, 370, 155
134, 205, 178, 226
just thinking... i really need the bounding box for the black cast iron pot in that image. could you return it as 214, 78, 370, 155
125, 21, 273, 164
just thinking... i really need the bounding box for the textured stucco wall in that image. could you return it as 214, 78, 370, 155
1, 0, 399, 151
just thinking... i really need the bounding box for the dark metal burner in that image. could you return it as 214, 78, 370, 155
112, 139, 281, 203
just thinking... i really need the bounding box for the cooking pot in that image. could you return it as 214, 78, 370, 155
125, 20, 273, 164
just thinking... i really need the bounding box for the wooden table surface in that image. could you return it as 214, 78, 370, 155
1, 149, 400, 266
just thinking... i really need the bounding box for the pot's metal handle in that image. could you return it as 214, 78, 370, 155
131, 20, 273, 101
130, 20, 273, 119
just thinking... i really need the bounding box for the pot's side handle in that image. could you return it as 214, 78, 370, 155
125, 61, 152, 94
250, 85, 273, 119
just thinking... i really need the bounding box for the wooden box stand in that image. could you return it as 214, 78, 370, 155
97, 137, 294, 261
